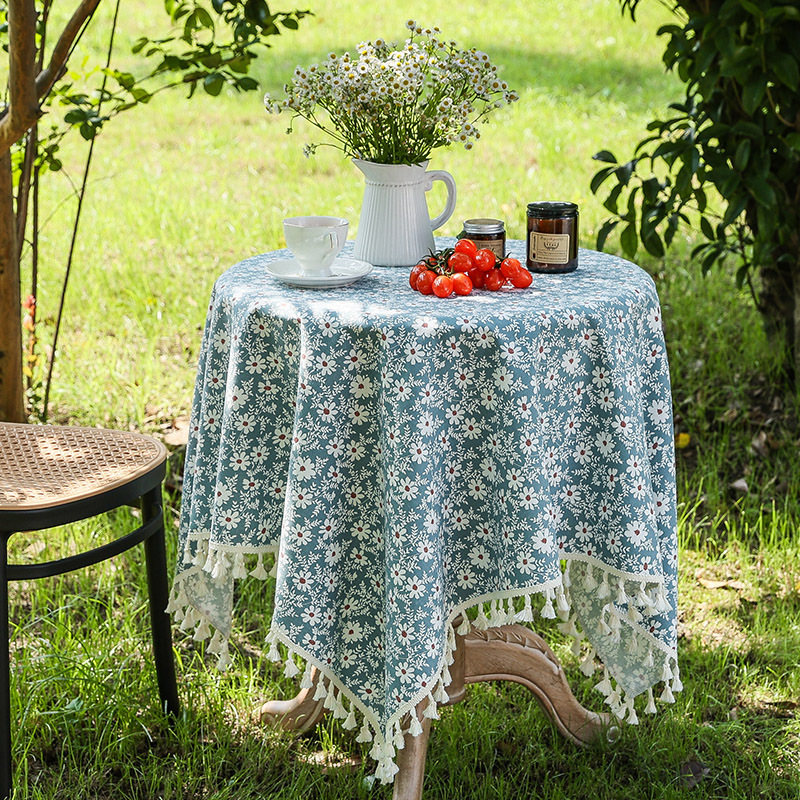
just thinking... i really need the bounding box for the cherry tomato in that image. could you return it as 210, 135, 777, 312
510, 267, 533, 288
467, 267, 486, 289
448, 252, 473, 274
454, 238, 478, 259
500, 257, 523, 281
432, 274, 454, 298
474, 248, 497, 272
416, 270, 437, 295
485, 268, 506, 291
452, 272, 473, 296
409, 263, 428, 290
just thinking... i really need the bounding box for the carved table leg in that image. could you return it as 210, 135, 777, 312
257, 623, 612, 799
390, 621, 612, 798
393, 702, 433, 800
462, 624, 611, 745
257, 665, 328, 733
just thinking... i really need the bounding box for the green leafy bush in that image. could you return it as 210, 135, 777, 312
593, 0, 800, 383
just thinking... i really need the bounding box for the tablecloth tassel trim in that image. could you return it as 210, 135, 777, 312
645, 688, 657, 714
312, 677, 328, 701
208, 629, 224, 655
595, 667, 612, 696
424, 691, 442, 718
300, 661, 315, 689
636, 580, 650, 608
343, 704, 358, 730
408, 711, 424, 737
653, 584, 671, 614
616, 578, 629, 606
598, 571, 611, 598
446, 624, 456, 654
627, 604, 643, 624
515, 594, 534, 623
456, 615, 472, 636
193, 617, 211, 642
660, 683, 676, 704
598, 605, 612, 635
608, 609, 622, 642
555, 585, 570, 618
474, 603, 490, 630
579, 647, 597, 676
283, 656, 300, 679
671, 664, 683, 693
250, 553, 269, 580
191, 538, 208, 568
488, 599, 501, 626
583, 563, 598, 591
393, 721, 405, 750
266, 630, 281, 662
563, 560, 572, 588
625, 695, 639, 725
180, 606, 198, 632
232, 552, 248, 580
540, 588, 556, 619
269, 559, 278, 579
355, 719, 373, 743
645, 647, 654, 667
215, 639, 231, 671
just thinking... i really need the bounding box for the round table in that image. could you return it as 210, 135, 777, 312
170, 240, 680, 792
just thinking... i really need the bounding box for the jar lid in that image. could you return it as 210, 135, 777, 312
463, 218, 505, 234
527, 201, 579, 219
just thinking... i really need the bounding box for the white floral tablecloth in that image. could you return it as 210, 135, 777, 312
170, 240, 680, 783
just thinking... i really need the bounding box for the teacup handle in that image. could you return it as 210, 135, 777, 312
424, 169, 457, 232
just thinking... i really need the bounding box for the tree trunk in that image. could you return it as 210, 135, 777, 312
0, 151, 24, 422
758, 258, 798, 387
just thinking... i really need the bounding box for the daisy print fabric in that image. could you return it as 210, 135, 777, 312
171, 240, 679, 780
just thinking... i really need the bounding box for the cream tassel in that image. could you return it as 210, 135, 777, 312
598, 571, 610, 598
584, 563, 598, 590
232, 552, 248, 579
540, 588, 556, 619
300, 662, 314, 689
283, 658, 300, 679
355, 719, 373, 743
516, 594, 534, 623
474, 603, 489, 630
456, 615, 471, 636
645, 688, 657, 714
249, 553, 269, 580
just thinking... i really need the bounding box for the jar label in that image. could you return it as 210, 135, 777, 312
479, 237, 505, 259
529, 232, 570, 265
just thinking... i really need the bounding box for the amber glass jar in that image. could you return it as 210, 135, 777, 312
458, 218, 506, 259
526, 202, 579, 273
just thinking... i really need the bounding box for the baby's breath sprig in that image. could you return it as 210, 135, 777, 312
264, 22, 518, 165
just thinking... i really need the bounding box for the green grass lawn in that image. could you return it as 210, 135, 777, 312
8, 0, 800, 797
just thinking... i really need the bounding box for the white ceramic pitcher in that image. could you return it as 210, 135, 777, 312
352, 159, 457, 267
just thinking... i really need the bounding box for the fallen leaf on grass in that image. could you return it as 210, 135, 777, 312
751, 431, 768, 458
676, 432, 691, 449
730, 478, 748, 494
678, 759, 711, 789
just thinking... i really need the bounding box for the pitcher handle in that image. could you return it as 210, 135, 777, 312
424, 169, 457, 232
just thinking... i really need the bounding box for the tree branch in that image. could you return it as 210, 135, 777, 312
1, 0, 39, 153
34, 0, 103, 104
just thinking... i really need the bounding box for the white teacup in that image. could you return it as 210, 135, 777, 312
284, 216, 349, 277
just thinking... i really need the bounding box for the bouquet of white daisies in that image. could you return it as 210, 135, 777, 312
264, 21, 518, 164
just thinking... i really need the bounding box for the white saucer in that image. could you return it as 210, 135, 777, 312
266, 257, 373, 289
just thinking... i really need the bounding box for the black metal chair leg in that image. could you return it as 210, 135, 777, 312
142, 488, 180, 717
0, 536, 12, 800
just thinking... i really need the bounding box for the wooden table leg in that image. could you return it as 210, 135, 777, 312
257, 623, 613, 798
391, 621, 613, 799
257, 665, 328, 733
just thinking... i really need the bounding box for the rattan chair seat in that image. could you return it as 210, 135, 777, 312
0, 423, 167, 511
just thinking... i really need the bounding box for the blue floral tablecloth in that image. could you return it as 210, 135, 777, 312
170, 240, 680, 783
